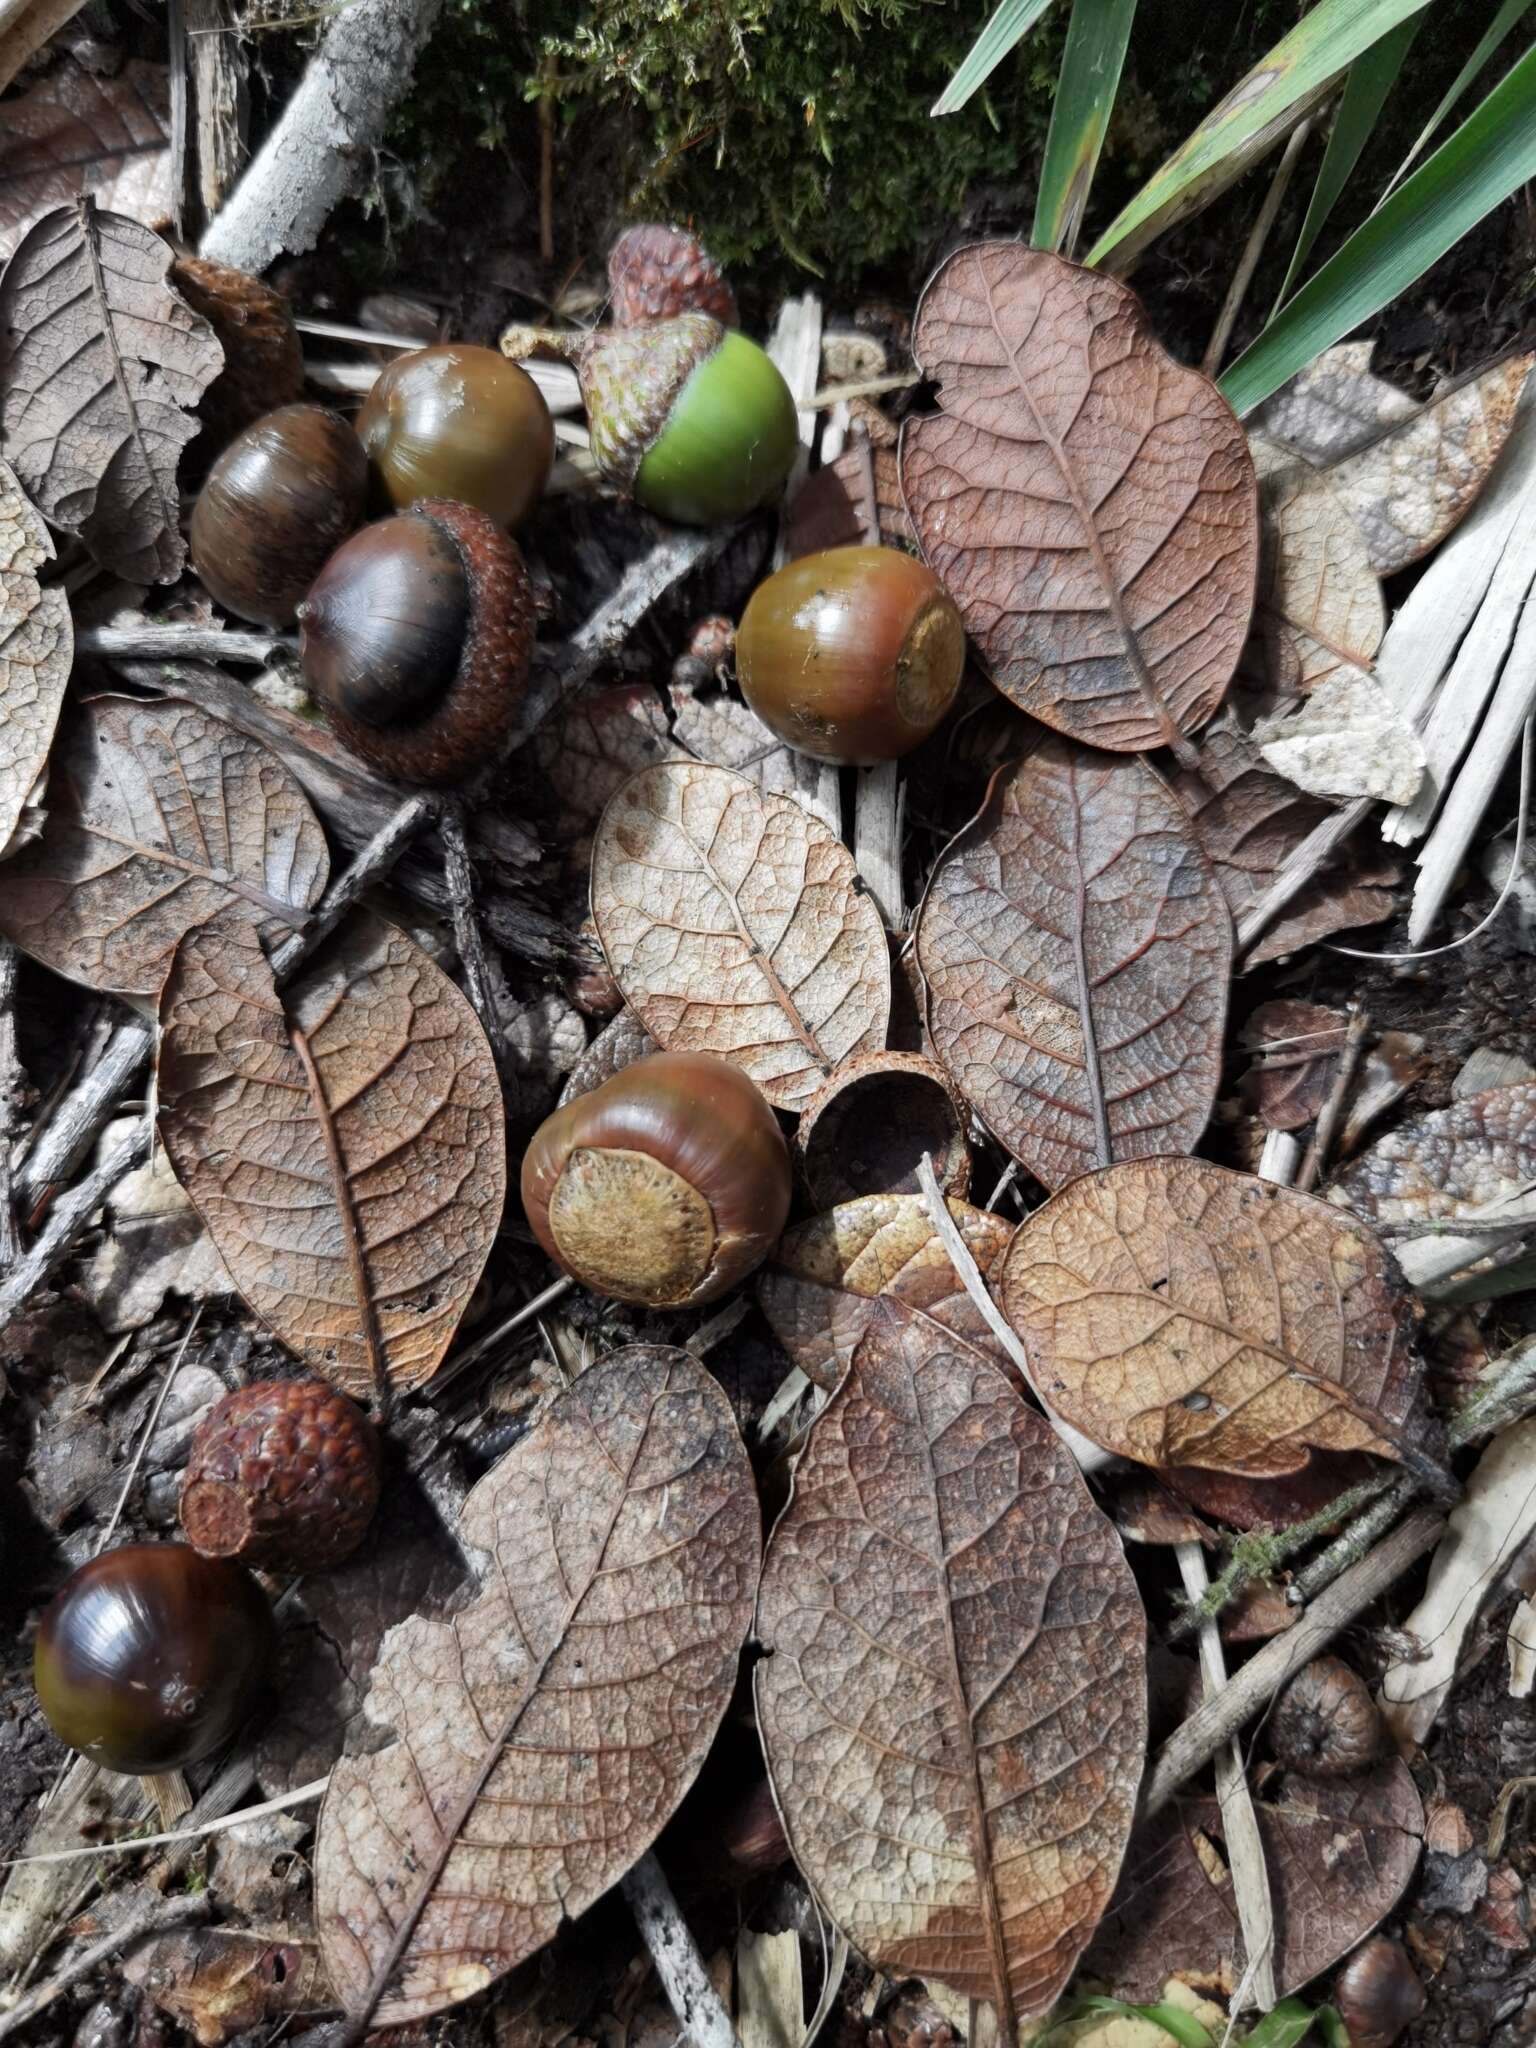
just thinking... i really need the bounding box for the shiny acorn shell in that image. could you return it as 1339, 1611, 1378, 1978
521, 1050, 792, 1306
190, 404, 368, 628
34, 1544, 275, 1775
357, 343, 554, 530
736, 546, 966, 764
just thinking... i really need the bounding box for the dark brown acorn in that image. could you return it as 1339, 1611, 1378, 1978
297, 499, 534, 785
736, 545, 965, 764
357, 343, 554, 530
1268, 1653, 1382, 1777
608, 224, 738, 328
521, 1050, 791, 1307
34, 1545, 275, 1775
1333, 1937, 1425, 2048
190, 404, 368, 628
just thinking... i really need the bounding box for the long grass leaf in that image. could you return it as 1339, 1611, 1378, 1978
1085, 0, 1433, 270
932, 0, 1058, 116
1275, 13, 1423, 306
1032, 0, 1137, 254
1222, 40, 1536, 417
1383, 0, 1536, 194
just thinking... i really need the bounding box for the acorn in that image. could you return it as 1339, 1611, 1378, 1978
357, 343, 554, 530
506, 314, 797, 527
34, 1545, 275, 1775
1333, 1937, 1425, 2048
608, 224, 738, 329
181, 1378, 383, 1574
297, 498, 535, 785
521, 1050, 791, 1307
190, 404, 369, 628
1268, 1653, 1382, 1777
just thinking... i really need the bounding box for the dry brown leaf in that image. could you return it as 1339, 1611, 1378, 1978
0, 201, 222, 582
1247, 435, 1384, 702
1001, 1157, 1421, 1477
0, 696, 329, 997
556, 1006, 657, 1108
901, 243, 1258, 754
529, 682, 677, 868
1333, 1080, 1536, 1227
158, 913, 505, 1401
0, 58, 171, 262
1085, 1760, 1424, 1999
1254, 343, 1534, 575
784, 443, 913, 557
916, 737, 1231, 1189
591, 761, 890, 1112
122, 1928, 329, 2048
795, 1050, 971, 1207
1239, 999, 1348, 1132
1162, 1451, 1377, 1535
757, 1191, 1015, 1391
316, 1346, 759, 2027
0, 453, 70, 852
755, 1299, 1146, 2038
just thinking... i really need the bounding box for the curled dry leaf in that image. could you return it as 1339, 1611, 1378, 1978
0, 455, 71, 853
1085, 1759, 1424, 2000
316, 1346, 760, 2027
0, 60, 171, 263
795, 1050, 971, 1208
1239, 999, 1348, 1133
591, 761, 890, 1112
1250, 668, 1425, 806
755, 1299, 1147, 2038
1246, 436, 1384, 701
916, 737, 1231, 1189
1333, 1081, 1536, 1227
1001, 1157, 1421, 1477
901, 243, 1258, 754
1254, 342, 1534, 575
1162, 1451, 1377, 1536
0, 697, 329, 997
158, 913, 505, 1401
757, 1191, 1014, 1392
0, 202, 222, 583
556, 1006, 657, 1109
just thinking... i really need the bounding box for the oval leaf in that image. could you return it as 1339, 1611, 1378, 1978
0, 455, 70, 853
316, 1346, 760, 2026
0, 696, 329, 997
916, 737, 1231, 1189
591, 761, 890, 1111
901, 244, 1258, 754
158, 912, 505, 1400
1332, 1079, 1536, 1225
755, 1298, 1146, 2035
1001, 1157, 1421, 1477
0, 59, 171, 263
0, 201, 222, 582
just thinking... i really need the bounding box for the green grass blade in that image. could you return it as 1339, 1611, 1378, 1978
1085, 0, 1433, 270
932, 0, 1058, 116
1383, 0, 1536, 194
1275, 12, 1424, 306
1032, 0, 1137, 254
1221, 39, 1536, 417
1245, 1999, 1325, 2048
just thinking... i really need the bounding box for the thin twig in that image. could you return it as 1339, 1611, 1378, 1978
74, 622, 292, 665
1285, 1473, 1419, 1606
438, 797, 507, 1059
96, 1306, 204, 1555
17, 1015, 155, 1215
2, 1777, 329, 1871
425, 1274, 576, 1396
0, 1892, 209, 2041
620, 1850, 740, 2048
0, 941, 21, 1273
1296, 1004, 1368, 1192
1202, 116, 1313, 379
0, 1125, 149, 1331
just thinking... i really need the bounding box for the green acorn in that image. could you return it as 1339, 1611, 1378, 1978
505, 313, 799, 528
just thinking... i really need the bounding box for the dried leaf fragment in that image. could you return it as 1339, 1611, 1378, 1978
316, 1346, 760, 2026
1250, 666, 1425, 805
0, 697, 329, 996
0, 455, 70, 852
0, 202, 222, 582
591, 761, 890, 1111
0, 59, 172, 263
158, 913, 505, 1399
916, 738, 1231, 1189
1247, 434, 1384, 699
755, 1300, 1146, 2037
1239, 999, 1347, 1132
901, 243, 1258, 753
1333, 1081, 1536, 1227
1001, 1157, 1421, 1477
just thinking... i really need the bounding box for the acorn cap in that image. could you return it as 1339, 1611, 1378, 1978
608, 225, 738, 328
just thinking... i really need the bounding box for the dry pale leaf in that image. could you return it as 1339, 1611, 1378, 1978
1247, 435, 1384, 699
1001, 1157, 1421, 1477
529, 681, 677, 868
1333, 1082, 1536, 1228
1250, 665, 1425, 805
755, 1299, 1146, 2036
316, 1346, 760, 2026
757, 1191, 1015, 1391
1254, 342, 1534, 575
0, 201, 222, 582
1085, 1760, 1424, 1999
0, 696, 329, 997
590, 761, 890, 1112
0, 453, 70, 852
0, 58, 171, 262
1238, 998, 1347, 1132
78, 1136, 232, 1331
916, 737, 1231, 1189
785, 443, 913, 557
158, 913, 506, 1401
901, 243, 1258, 754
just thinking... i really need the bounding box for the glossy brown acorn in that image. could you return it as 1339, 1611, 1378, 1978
521, 1050, 791, 1307
1333, 1937, 1425, 2048
297, 499, 534, 785
357, 344, 554, 530
34, 1545, 275, 1775
191, 405, 369, 628
1268, 1653, 1382, 1776
736, 546, 966, 764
